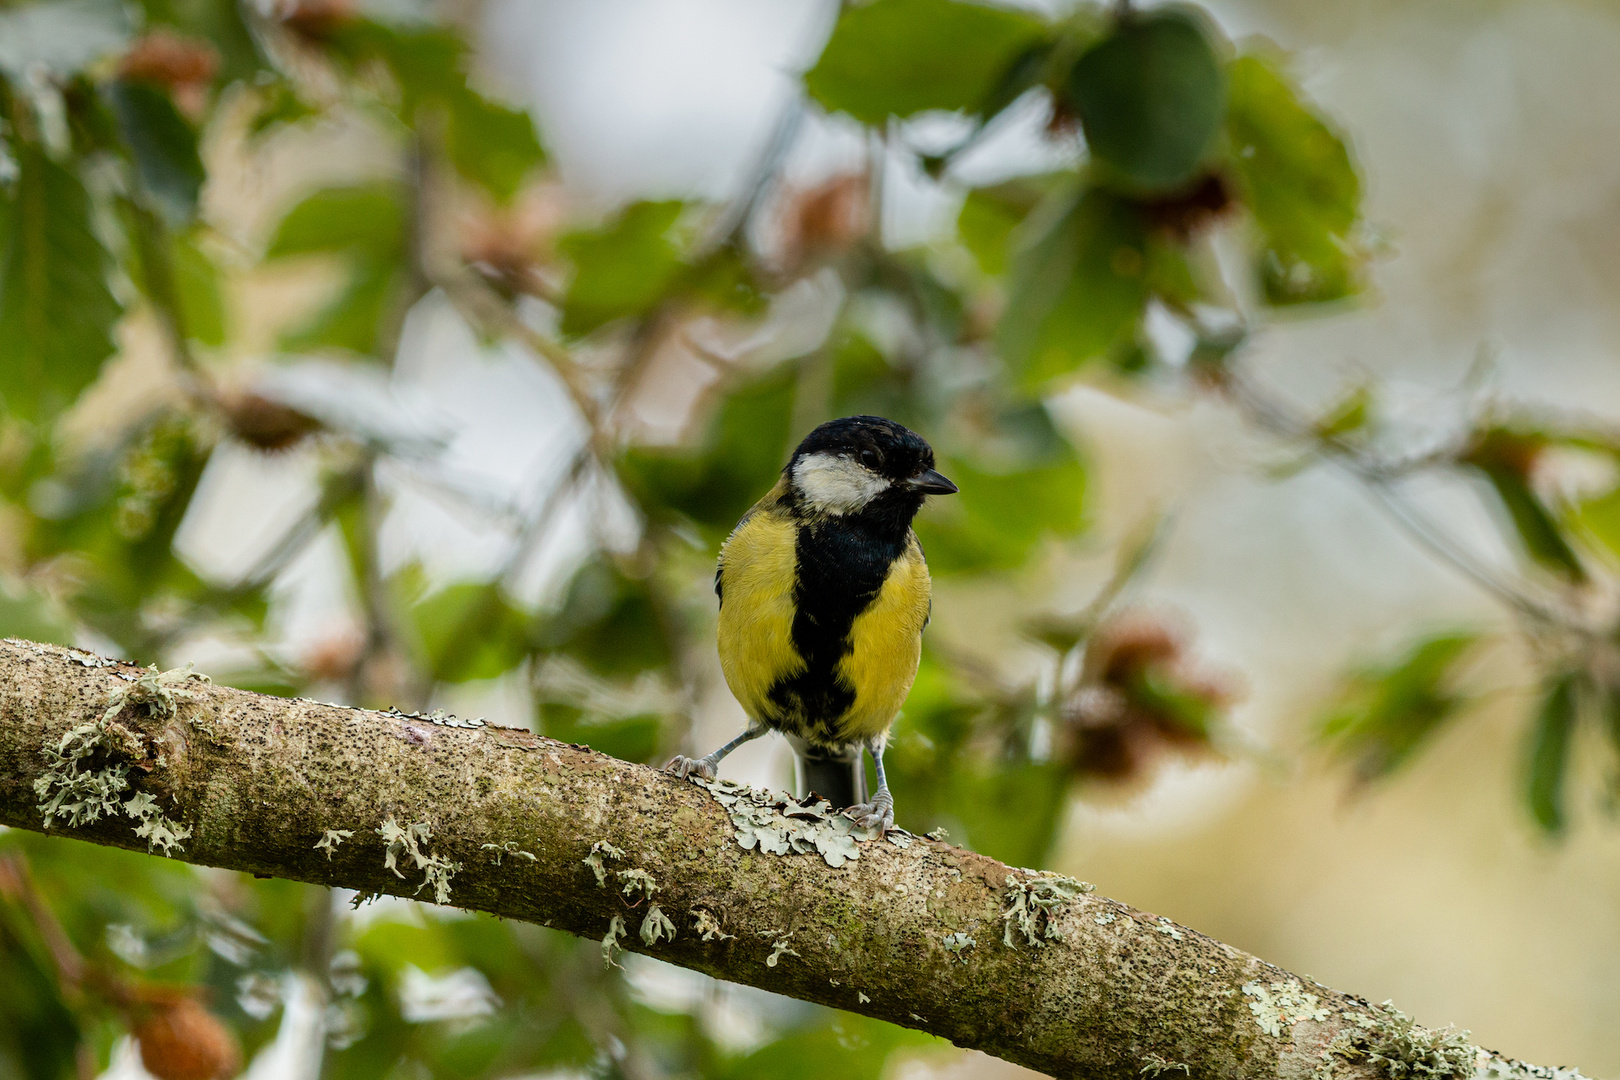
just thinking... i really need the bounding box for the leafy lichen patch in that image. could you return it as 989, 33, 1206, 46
583, 840, 625, 886
640, 905, 676, 945
480, 841, 536, 865
1001, 872, 1095, 947
380, 706, 487, 729
602, 914, 627, 969
615, 868, 659, 902
316, 829, 354, 859
693, 778, 881, 868
33, 663, 206, 854
942, 931, 976, 961
376, 815, 461, 904
692, 909, 735, 942
1315, 1001, 1477, 1080
1242, 978, 1330, 1038
765, 935, 800, 967
124, 791, 190, 854
1140, 1053, 1191, 1076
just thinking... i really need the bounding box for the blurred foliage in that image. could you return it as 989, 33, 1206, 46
0, 0, 1615, 1076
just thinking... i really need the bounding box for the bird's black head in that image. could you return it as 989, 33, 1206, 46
782, 416, 957, 528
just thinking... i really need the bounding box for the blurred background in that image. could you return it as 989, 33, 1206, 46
3, 0, 1620, 1078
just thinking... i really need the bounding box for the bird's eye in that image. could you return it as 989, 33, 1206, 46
859, 449, 880, 468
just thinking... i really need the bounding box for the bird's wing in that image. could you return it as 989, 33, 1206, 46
716, 479, 789, 607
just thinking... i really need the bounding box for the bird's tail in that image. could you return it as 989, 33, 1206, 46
791, 741, 867, 810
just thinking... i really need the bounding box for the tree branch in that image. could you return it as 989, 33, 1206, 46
0, 639, 1588, 1080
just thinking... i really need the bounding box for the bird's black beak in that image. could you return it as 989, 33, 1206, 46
907, 468, 958, 495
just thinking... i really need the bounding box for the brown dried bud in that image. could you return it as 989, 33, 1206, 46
1138, 173, 1235, 241
301, 631, 363, 683
1461, 426, 1544, 481
218, 392, 322, 453
277, 0, 357, 42
119, 31, 220, 121
120, 31, 220, 89
134, 996, 241, 1080
1061, 611, 1237, 784
778, 173, 871, 274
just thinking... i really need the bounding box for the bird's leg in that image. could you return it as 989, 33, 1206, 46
665, 724, 767, 782
848, 738, 895, 833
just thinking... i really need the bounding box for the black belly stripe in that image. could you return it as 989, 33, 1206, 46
767, 518, 905, 744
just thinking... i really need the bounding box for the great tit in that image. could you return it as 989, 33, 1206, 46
666, 415, 957, 832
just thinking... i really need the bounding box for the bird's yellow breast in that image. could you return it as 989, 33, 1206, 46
715, 489, 931, 748
834, 536, 931, 742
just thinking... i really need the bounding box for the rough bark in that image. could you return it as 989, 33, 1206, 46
0, 638, 1591, 1080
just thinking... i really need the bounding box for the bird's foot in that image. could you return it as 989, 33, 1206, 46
847, 792, 894, 834
664, 754, 718, 782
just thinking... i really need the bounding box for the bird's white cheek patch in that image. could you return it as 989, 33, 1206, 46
793, 453, 890, 514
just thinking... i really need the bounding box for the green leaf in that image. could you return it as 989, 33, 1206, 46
537, 558, 672, 678
998, 184, 1150, 389
134, 0, 263, 84
412, 581, 532, 682
1065, 6, 1226, 194
446, 91, 545, 202
332, 21, 545, 199
106, 79, 206, 223
1224, 53, 1362, 305
1526, 671, 1581, 834
265, 183, 407, 260
540, 705, 662, 765
617, 365, 796, 538
1576, 484, 1620, 563
804, 0, 1050, 125
1320, 631, 1479, 782
915, 446, 1086, 574
280, 257, 404, 356
170, 231, 226, 347
0, 145, 122, 424
266, 184, 408, 355
1462, 430, 1585, 582
956, 174, 1066, 277
558, 200, 686, 337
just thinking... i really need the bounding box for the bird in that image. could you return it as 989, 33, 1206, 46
665, 415, 957, 832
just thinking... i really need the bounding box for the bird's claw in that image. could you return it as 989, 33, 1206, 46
847, 795, 894, 834
665, 754, 718, 782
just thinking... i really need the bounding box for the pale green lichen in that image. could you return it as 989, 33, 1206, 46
926, 827, 950, 841
942, 932, 976, 961
583, 840, 625, 886
640, 905, 676, 946
1243, 978, 1330, 1038
1153, 917, 1184, 941
480, 841, 536, 866
124, 791, 190, 855
693, 779, 881, 868
34, 664, 208, 855
602, 915, 627, 969
379, 706, 486, 729
1315, 1001, 1477, 1080
376, 816, 460, 904
1140, 1053, 1191, 1076
1001, 872, 1095, 947
615, 868, 659, 902
315, 829, 354, 859
692, 909, 735, 942
857, 991, 871, 1004
1094, 912, 1117, 925
765, 936, 799, 968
